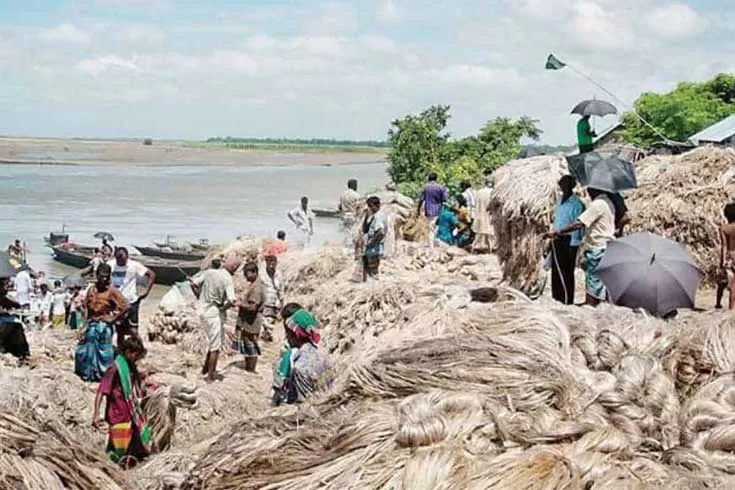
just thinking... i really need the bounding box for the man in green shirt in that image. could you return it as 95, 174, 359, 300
577, 115, 596, 153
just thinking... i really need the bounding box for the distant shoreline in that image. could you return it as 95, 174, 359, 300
0, 136, 388, 167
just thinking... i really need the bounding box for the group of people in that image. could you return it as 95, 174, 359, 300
546, 173, 735, 311
190, 253, 334, 406
416, 172, 495, 252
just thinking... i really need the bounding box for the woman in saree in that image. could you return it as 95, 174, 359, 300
75, 263, 128, 382
92, 335, 152, 468
272, 303, 334, 405
361, 196, 386, 280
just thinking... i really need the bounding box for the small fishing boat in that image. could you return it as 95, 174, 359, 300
134, 245, 205, 262
51, 246, 201, 286
313, 208, 341, 219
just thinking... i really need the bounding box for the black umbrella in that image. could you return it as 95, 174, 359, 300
596, 232, 703, 317
586, 155, 637, 193
0, 251, 23, 279
571, 99, 617, 117
94, 232, 115, 241
566, 152, 603, 184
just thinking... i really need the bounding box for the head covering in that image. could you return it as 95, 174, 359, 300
285, 308, 321, 344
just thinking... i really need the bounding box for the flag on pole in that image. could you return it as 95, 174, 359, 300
545, 54, 566, 70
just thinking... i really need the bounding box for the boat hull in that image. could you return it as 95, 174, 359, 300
51, 246, 200, 286
134, 246, 205, 262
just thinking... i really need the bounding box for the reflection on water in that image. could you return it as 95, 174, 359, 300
0, 162, 388, 277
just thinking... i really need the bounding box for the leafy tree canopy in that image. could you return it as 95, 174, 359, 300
620, 73, 735, 148
387, 105, 541, 197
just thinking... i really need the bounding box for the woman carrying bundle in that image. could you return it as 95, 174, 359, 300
92, 335, 153, 468
75, 263, 128, 382
272, 303, 334, 405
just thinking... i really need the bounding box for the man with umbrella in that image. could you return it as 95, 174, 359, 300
546, 187, 616, 305
577, 115, 596, 154
571, 99, 617, 154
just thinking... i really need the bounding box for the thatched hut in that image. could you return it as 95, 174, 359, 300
489, 155, 568, 293
627, 146, 735, 283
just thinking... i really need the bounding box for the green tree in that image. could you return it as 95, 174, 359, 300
476, 116, 542, 171
387, 107, 542, 196
386, 105, 451, 185
620, 75, 735, 148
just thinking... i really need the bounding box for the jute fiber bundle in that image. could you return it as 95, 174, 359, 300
0, 411, 136, 490
627, 145, 735, 283
147, 305, 203, 352
490, 155, 568, 293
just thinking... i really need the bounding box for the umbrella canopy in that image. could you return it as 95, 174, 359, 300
596, 232, 703, 317
571, 99, 617, 117
94, 232, 115, 241
0, 251, 23, 279
585, 155, 637, 193
566, 151, 603, 184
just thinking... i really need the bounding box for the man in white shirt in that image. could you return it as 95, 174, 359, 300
190, 257, 238, 382
13, 268, 33, 308
109, 247, 155, 346
287, 196, 314, 249
546, 187, 615, 306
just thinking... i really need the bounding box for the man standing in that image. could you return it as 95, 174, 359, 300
577, 115, 596, 154
460, 181, 476, 221
287, 196, 314, 249
547, 187, 615, 306
472, 174, 494, 253
338, 179, 362, 223
417, 172, 448, 248
13, 266, 33, 309
260, 254, 283, 342
109, 247, 155, 347
190, 258, 237, 382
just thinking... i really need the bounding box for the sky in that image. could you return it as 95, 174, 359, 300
0, 0, 733, 144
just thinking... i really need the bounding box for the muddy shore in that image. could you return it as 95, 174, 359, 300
0, 137, 387, 167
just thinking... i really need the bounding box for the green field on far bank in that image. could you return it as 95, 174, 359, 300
188, 137, 389, 155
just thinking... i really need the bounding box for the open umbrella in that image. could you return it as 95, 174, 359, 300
566, 151, 603, 184
595, 232, 703, 317
0, 252, 23, 279
94, 232, 115, 241
571, 99, 617, 117
585, 155, 637, 193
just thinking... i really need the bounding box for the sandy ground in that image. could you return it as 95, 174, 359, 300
0, 137, 387, 167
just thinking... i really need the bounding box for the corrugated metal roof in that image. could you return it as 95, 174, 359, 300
689, 114, 735, 144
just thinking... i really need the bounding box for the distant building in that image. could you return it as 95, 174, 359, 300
689, 114, 735, 147
593, 122, 647, 161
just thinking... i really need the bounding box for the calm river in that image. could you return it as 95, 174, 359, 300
0, 162, 388, 277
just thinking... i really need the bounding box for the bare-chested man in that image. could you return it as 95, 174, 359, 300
717, 203, 735, 310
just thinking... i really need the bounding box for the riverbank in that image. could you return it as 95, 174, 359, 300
0, 136, 387, 167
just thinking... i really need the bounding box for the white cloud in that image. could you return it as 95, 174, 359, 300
432, 64, 522, 87
305, 2, 358, 34
571, 1, 637, 50
77, 55, 140, 78
116, 25, 167, 44
377, 0, 400, 23
645, 3, 708, 39
39, 24, 90, 44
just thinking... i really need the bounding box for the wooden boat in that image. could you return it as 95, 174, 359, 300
313, 208, 341, 219
134, 245, 205, 262
51, 246, 201, 286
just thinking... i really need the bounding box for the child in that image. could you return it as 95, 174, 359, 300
717, 203, 735, 310
68, 285, 87, 330
236, 262, 264, 372
50, 280, 67, 329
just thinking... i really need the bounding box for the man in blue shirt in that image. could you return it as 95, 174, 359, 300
417, 172, 448, 248
550, 175, 585, 304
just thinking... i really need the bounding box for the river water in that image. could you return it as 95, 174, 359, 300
0, 162, 388, 277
